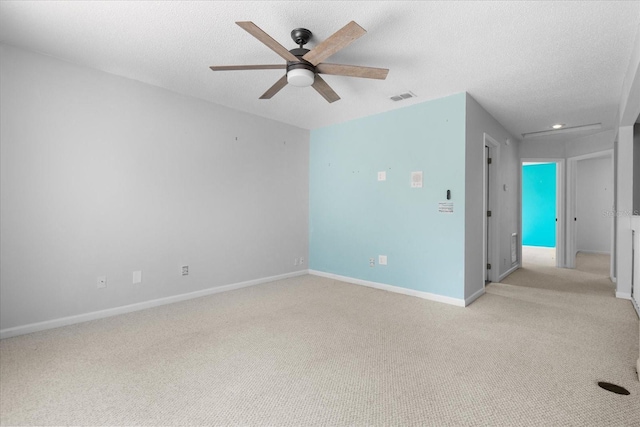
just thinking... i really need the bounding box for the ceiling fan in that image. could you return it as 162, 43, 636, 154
209, 21, 389, 103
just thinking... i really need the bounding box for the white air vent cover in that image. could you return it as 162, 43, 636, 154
511, 233, 518, 264
390, 91, 417, 102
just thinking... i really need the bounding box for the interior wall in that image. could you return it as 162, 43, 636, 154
522, 163, 556, 247
615, 16, 640, 302
465, 94, 520, 292
576, 157, 613, 253
0, 45, 310, 331
309, 93, 467, 300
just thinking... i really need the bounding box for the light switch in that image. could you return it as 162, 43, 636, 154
411, 171, 423, 188
133, 270, 142, 284
379, 255, 387, 265
378, 171, 386, 181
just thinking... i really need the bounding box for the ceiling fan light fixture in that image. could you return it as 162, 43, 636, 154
287, 68, 315, 87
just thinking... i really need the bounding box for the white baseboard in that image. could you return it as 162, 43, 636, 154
577, 250, 610, 255
309, 270, 466, 307
465, 288, 485, 306
0, 270, 308, 340
616, 291, 631, 300
499, 264, 520, 282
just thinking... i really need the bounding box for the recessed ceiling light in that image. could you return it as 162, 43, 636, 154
552, 123, 564, 129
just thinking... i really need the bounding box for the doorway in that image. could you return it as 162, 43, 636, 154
566, 150, 614, 277
520, 159, 565, 268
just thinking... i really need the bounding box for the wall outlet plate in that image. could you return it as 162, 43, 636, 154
97, 276, 107, 289
133, 270, 142, 284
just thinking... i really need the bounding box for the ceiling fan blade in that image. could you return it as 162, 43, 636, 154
312, 75, 340, 103
302, 21, 366, 66
316, 63, 389, 80
236, 21, 299, 62
210, 64, 286, 71
259, 75, 288, 99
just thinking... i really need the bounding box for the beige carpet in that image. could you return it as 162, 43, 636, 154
1, 262, 638, 425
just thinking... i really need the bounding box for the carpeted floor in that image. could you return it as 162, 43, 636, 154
1, 256, 638, 425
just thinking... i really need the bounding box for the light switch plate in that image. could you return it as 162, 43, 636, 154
411, 171, 423, 188
379, 255, 387, 265
133, 270, 142, 284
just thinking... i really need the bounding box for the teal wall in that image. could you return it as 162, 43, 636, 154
522, 163, 556, 247
309, 94, 467, 299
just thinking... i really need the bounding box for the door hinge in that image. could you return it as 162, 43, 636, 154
487, 210, 492, 217
488, 157, 492, 164
487, 263, 492, 270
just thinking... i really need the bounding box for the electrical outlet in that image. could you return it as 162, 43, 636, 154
133, 270, 142, 284
97, 276, 107, 289
182, 265, 189, 276
369, 258, 375, 267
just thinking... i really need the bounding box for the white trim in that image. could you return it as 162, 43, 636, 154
556, 160, 566, 268
465, 288, 485, 306
0, 270, 308, 340
615, 291, 631, 300
499, 264, 520, 282
308, 270, 466, 307
483, 133, 501, 284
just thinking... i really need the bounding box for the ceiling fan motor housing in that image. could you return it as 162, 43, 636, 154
286, 47, 315, 87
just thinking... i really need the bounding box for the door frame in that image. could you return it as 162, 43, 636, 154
519, 158, 565, 268
483, 133, 500, 284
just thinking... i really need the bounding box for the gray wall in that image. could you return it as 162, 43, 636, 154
0, 45, 310, 330
577, 157, 613, 254
465, 94, 520, 299
634, 123, 640, 216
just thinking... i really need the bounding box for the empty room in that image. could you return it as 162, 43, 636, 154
1, 1, 639, 425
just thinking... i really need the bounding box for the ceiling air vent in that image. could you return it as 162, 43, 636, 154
390, 91, 416, 102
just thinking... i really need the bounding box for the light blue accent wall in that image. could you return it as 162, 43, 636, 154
522, 163, 556, 247
309, 93, 467, 299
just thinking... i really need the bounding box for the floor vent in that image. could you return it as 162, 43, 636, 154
597, 381, 630, 395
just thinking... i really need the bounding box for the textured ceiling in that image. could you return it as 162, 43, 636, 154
1, 1, 639, 142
